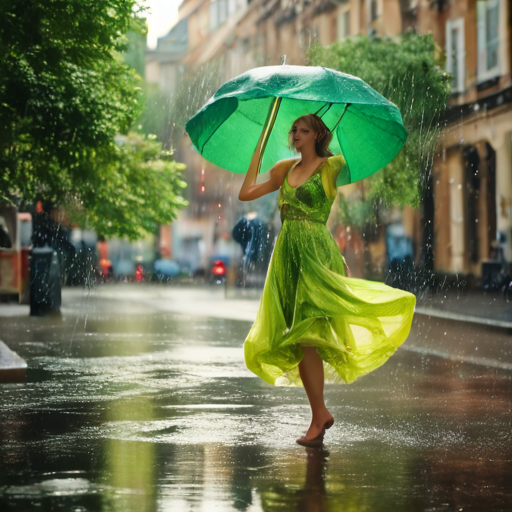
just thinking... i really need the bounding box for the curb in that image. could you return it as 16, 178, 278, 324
415, 307, 512, 331
0, 340, 27, 383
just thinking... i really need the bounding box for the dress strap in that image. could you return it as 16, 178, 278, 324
283, 159, 300, 188
287, 159, 300, 176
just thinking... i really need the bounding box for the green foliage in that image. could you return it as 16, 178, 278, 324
0, 0, 188, 238
308, 31, 450, 227
337, 193, 375, 231
67, 132, 188, 240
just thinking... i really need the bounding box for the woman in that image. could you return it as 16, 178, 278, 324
238, 114, 416, 447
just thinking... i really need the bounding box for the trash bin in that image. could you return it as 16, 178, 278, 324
482, 260, 503, 291
30, 246, 61, 316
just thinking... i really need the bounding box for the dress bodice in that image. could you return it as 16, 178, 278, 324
278, 154, 346, 225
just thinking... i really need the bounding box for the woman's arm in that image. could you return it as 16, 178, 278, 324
238, 127, 290, 202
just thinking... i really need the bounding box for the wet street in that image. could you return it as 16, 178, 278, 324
1, 284, 511, 512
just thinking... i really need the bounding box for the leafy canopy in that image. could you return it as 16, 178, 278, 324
0, 0, 188, 238
67, 132, 188, 240
308, 31, 449, 227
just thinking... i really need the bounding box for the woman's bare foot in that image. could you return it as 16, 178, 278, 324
303, 411, 334, 440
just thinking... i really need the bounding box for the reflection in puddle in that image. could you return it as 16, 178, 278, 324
5, 477, 91, 497
254, 447, 330, 512
1, 305, 512, 511
163, 404, 254, 409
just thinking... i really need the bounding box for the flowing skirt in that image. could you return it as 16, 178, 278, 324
244, 219, 416, 386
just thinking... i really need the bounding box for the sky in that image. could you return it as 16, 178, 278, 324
140, 0, 182, 49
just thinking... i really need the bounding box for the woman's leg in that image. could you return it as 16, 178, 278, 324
298, 346, 334, 439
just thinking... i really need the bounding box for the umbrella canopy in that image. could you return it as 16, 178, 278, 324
185, 65, 407, 186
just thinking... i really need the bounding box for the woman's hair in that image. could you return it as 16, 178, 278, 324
288, 114, 333, 157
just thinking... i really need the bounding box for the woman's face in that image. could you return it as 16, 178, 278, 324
291, 119, 318, 152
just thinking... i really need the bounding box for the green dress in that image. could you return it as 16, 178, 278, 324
244, 154, 416, 386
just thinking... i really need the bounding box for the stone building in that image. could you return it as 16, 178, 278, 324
418, 0, 511, 283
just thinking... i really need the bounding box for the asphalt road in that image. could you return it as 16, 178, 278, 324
0, 284, 511, 512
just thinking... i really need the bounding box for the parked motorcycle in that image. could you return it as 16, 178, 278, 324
211, 260, 226, 285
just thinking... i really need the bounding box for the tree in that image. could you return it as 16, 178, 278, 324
308, 31, 450, 229
0, 0, 188, 238
67, 132, 188, 240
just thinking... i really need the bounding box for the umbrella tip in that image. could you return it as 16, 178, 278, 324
280, 55, 286, 65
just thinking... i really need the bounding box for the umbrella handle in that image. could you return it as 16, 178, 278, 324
257, 97, 282, 174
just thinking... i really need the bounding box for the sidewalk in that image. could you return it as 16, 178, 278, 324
1, 284, 510, 329
1, 284, 510, 377
66, 284, 512, 330
415, 290, 512, 329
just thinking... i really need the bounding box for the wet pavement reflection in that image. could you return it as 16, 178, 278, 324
1, 286, 511, 511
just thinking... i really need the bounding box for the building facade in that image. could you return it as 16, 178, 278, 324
419, 0, 511, 278
146, 0, 512, 283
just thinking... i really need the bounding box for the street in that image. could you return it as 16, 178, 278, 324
1, 284, 511, 512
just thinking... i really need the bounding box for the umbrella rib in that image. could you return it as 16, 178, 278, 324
347, 107, 407, 141
322, 103, 334, 118
314, 102, 333, 118
199, 100, 238, 152
331, 103, 350, 132
200, 115, 231, 153
201, 101, 275, 153
236, 108, 266, 126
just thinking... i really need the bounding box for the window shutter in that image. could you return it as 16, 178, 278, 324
477, 1, 486, 79
446, 18, 465, 92
446, 20, 453, 75
457, 19, 465, 92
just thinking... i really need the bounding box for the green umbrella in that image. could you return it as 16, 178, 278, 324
185, 65, 407, 186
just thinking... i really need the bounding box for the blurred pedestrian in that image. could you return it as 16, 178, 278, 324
32, 202, 76, 284
97, 235, 112, 281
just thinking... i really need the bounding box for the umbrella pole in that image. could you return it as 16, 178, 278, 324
257, 97, 282, 174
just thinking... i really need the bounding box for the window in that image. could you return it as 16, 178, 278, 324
370, 0, 378, 21
446, 18, 465, 93
477, 0, 500, 82
209, 0, 229, 32
209, 0, 218, 31
366, 0, 379, 33
337, 8, 350, 40
218, 0, 228, 25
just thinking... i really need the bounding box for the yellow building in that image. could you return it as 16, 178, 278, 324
418, 0, 511, 280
